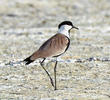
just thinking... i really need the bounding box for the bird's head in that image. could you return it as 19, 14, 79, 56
58, 21, 79, 31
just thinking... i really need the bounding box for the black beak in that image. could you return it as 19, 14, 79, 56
72, 26, 79, 30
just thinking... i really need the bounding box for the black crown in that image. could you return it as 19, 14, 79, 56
58, 21, 73, 29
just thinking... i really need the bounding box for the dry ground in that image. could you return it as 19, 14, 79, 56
0, 0, 110, 100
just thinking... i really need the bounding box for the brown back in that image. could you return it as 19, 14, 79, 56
30, 34, 69, 60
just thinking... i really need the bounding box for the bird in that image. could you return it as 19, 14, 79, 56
24, 21, 79, 90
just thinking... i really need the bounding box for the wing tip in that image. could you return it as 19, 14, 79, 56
23, 56, 34, 65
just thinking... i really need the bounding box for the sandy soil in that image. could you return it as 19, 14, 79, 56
0, 0, 110, 100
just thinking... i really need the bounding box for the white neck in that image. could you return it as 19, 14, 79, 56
58, 25, 72, 38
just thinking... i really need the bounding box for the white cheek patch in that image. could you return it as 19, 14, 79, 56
64, 25, 72, 30
58, 25, 72, 38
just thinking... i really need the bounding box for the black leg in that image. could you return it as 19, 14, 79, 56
40, 58, 46, 66
40, 58, 54, 87
54, 58, 58, 90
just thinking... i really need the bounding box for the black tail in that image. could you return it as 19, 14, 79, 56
23, 56, 34, 65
